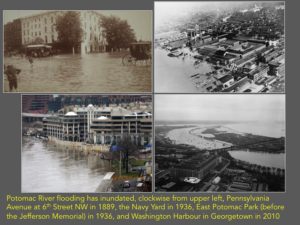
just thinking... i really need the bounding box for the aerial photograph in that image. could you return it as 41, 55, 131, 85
22, 95, 152, 192
155, 1, 285, 93
155, 94, 285, 192
4, 10, 152, 93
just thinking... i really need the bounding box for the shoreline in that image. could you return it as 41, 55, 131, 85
161, 125, 285, 154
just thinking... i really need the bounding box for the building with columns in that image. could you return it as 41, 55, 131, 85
42, 104, 152, 146
20, 10, 107, 53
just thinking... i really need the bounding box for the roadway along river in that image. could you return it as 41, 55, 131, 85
4, 52, 151, 93
22, 138, 110, 193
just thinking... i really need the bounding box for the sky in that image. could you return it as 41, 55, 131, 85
154, 1, 244, 30
3, 10, 152, 41
155, 95, 285, 123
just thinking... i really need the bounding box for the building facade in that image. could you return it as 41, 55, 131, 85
20, 10, 107, 53
170, 156, 222, 180
43, 104, 152, 146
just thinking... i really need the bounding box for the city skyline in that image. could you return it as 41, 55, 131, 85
155, 1, 283, 32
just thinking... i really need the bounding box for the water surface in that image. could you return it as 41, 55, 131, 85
22, 138, 110, 193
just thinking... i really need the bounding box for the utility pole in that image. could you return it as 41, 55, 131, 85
119, 150, 122, 176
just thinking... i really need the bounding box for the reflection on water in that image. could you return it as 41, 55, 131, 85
229, 151, 285, 169
4, 52, 151, 92
154, 48, 212, 92
22, 138, 110, 193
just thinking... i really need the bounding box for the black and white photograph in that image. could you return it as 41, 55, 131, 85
22, 95, 152, 192
155, 94, 285, 192
4, 10, 152, 93
154, 1, 285, 93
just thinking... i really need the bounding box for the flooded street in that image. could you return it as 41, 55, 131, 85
4, 52, 151, 92
154, 48, 213, 93
22, 138, 111, 193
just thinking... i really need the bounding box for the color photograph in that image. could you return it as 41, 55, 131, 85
22, 95, 152, 192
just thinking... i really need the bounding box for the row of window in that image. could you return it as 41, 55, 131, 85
23, 35, 55, 44
23, 25, 55, 36
23, 16, 55, 28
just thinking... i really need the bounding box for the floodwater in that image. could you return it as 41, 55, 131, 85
229, 151, 285, 169
4, 52, 151, 93
166, 126, 233, 150
164, 124, 285, 169
22, 138, 111, 193
225, 122, 285, 138
154, 47, 213, 93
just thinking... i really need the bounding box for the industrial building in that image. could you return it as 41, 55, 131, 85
170, 155, 223, 180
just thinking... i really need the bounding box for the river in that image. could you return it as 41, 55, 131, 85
229, 151, 285, 169
22, 138, 111, 193
225, 122, 285, 138
4, 52, 151, 93
154, 48, 212, 92
164, 123, 285, 169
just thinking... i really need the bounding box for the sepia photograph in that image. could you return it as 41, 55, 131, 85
4, 10, 152, 93
22, 95, 152, 192
154, 1, 285, 93
155, 94, 285, 192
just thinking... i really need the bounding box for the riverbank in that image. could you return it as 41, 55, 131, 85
161, 124, 285, 153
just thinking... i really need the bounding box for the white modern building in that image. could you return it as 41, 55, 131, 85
43, 104, 152, 146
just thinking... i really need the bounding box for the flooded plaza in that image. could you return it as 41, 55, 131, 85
22, 138, 111, 193
4, 52, 151, 93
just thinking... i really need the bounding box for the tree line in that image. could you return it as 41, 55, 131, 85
55, 11, 137, 53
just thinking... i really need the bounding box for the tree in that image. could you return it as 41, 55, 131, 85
56, 11, 83, 53
116, 134, 139, 174
100, 16, 136, 51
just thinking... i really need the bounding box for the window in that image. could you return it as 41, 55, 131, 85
51, 17, 53, 23
45, 35, 48, 43
52, 35, 54, 42
45, 18, 47, 24
45, 27, 47, 33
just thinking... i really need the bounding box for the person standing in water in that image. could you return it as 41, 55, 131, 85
4, 65, 21, 92
28, 55, 34, 66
